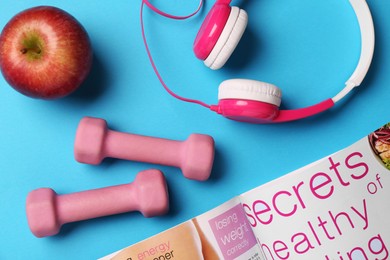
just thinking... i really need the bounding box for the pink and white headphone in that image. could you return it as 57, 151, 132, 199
141, 0, 375, 124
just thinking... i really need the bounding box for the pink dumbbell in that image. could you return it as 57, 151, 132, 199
26, 169, 169, 238
74, 116, 215, 181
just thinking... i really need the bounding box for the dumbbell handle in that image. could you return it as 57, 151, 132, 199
56, 183, 136, 224
105, 130, 183, 168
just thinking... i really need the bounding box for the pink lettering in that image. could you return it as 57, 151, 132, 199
310, 172, 334, 199
328, 156, 350, 186
273, 240, 290, 259
368, 234, 389, 259
292, 181, 306, 209
291, 232, 314, 254
345, 152, 369, 179
252, 200, 273, 225
272, 191, 297, 217
329, 211, 355, 235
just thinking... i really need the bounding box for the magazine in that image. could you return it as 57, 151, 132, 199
100, 123, 390, 260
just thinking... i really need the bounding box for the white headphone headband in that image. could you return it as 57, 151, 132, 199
333, 0, 375, 103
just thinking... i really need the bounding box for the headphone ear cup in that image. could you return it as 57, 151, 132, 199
204, 7, 248, 70
193, 4, 248, 70
194, 3, 231, 61
215, 79, 282, 123
218, 79, 282, 106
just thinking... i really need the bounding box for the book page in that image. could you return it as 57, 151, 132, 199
240, 135, 390, 259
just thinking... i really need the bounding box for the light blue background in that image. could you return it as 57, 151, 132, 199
0, 0, 389, 259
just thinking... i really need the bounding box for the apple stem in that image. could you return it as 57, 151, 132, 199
20, 47, 41, 55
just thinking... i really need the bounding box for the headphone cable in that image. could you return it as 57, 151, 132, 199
140, 0, 211, 109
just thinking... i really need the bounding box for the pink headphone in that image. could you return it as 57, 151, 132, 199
141, 0, 375, 124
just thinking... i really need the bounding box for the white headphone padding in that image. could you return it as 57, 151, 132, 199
218, 79, 282, 106
204, 7, 248, 70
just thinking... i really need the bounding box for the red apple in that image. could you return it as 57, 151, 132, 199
0, 6, 93, 99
